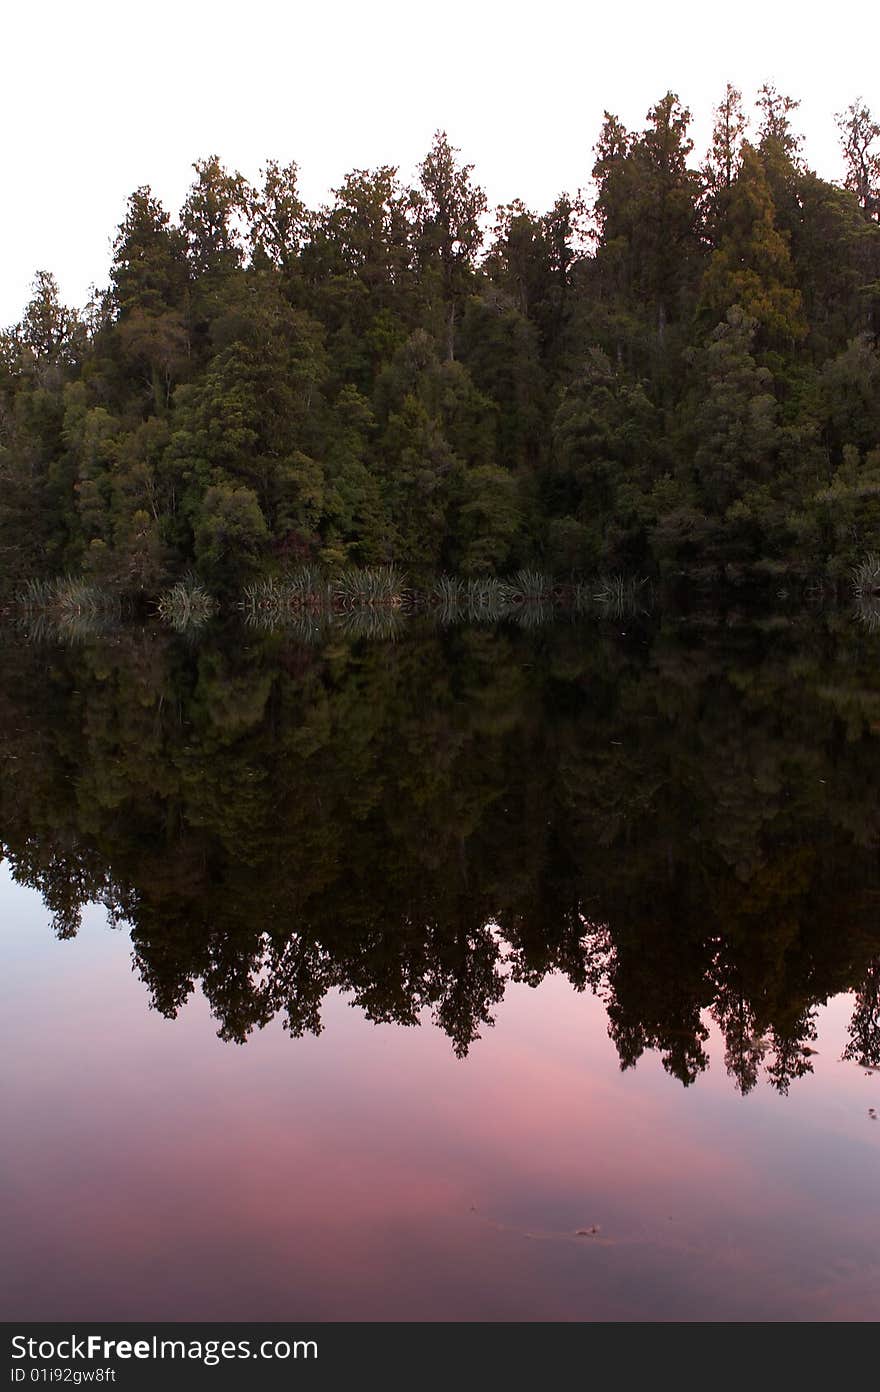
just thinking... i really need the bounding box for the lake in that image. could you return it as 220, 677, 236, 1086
1, 603, 879, 1321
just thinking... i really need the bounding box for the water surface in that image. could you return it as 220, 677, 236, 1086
2, 611, 879, 1320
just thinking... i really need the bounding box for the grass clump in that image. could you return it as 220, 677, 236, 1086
17, 574, 115, 617
13, 575, 123, 642
241, 565, 408, 632
333, 565, 406, 609
157, 576, 218, 631
574, 574, 651, 618
851, 554, 880, 597
507, 569, 552, 603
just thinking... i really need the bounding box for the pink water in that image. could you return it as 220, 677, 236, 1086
2, 866, 878, 1322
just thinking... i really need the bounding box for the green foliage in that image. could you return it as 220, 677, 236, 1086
700, 144, 807, 345
692, 308, 780, 510
193, 483, 269, 586
2, 95, 880, 592
111, 187, 189, 318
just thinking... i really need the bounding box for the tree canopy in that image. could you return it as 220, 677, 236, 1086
1, 93, 879, 594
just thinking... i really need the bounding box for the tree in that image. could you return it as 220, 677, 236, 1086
591, 111, 632, 241
756, 84, 802, 157
302, 166, 417, 390
181, 155, 247, 277
542, 193, 581, 353
319, 385, 390, 566
20, 271, 80, 370
415, 131, 487, 359
192, 482, 269, 584
836, 100, 880, 220
755, 83, 803, 237
591, 96, 701, 347
549, 348, 661, 566
793, 172, 876, 352
692, 306, 781, 516
699, 143, 807, 346
319, 166, 414, 295
486, 201, 547, 319
111, 187, 189, 316
246, 159, 306, 271
451, 463, 522, 574
844, 961, 880, 1070
115, 309, 189, 413
459, 290, 545, 469
4, 106, 880, 591
702, 85, 748, 245
634, 93, 701, 339
487, 195, 579, 359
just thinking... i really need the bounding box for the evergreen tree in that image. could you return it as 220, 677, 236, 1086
700, 143, 807, 346
414, 131, 487, 360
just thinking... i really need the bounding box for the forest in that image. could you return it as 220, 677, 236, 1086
1, 85, 879, 596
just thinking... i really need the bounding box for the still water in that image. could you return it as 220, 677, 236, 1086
1, 609, 879, 1321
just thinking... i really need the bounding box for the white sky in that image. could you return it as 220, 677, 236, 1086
3, 0, 878, 325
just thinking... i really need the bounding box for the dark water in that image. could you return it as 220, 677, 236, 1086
1, 609, 879, 1321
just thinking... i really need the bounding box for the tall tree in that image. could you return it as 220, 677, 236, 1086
246, 160, 306, 272
414, 131, 487, 360
181, 155, 247, 278
755, 83, 803, 238
19, 271, 79, 367
591, 111, 632, 240
591, 97, 700, 349
836, 100, 880, 220
110, 187, 189, 316
320, 166, 414, 293
110, 188, 191, 412
700, 142, 807, 346
486, 194, 579, 360
702, 85, 748, 246
632, 93, 701, 340
756, 84, 802, 159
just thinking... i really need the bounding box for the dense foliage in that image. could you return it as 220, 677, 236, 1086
1, 87, 879, 592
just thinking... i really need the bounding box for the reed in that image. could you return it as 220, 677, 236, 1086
577, 573, 651, 618
335, 606, 404, 641
284, 565, 331, 610
854, 592, 880, 633
243, 607, 328, 642
464, 577, 515, 622
16, 574, 110, 616
510, 598, 554, 629
17, 577, 57, 609
156, 575, 218, 630
241, 565, 406, 618
56, 576, 107, 618
506, 569, 553, 603
432, 574, 467, 609
13, 575, 124, 643
432, 570, 650, 626
241, 577, 288, 616
333, 565, 406, 609
11, 610, 109, 646
851, 554, 880, 597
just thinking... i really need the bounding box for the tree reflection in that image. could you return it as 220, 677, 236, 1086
2, 610, 880, 1091
844, 961, 880, 1072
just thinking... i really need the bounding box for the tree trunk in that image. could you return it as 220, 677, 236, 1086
446, 301, 456, 362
